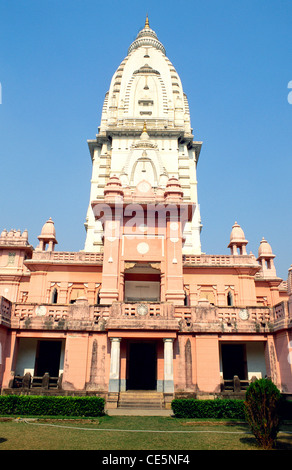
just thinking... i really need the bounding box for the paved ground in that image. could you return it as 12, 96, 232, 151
106, 408, 173, 416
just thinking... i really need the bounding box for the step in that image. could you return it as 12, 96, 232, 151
118, 403, 164, 409
119, 391, 163, 397
118, 403, 163, 409
119, 392, 164, 399
119, 397, 164, 403
118, 391, 165, 409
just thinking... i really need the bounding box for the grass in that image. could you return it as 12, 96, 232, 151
0, 415, 292, 450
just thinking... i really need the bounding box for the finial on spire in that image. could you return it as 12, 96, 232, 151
145, 14, 150, 29
143, 121, 147, 132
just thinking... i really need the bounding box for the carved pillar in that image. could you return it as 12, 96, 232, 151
185, 338, 193, 389
163, 338, 174, 393
89, 339, 98, 384
109, 338, 121, 392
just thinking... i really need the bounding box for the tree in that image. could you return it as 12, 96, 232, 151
244, 378, 281, 449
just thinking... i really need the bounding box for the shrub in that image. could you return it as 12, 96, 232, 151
171, 398, 245, 420
0, 395, 105, 417
244, 378, 281, 449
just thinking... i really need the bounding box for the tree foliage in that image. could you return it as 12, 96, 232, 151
244, 378, 281, 449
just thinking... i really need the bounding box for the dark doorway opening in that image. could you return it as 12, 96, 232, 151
127, 342, 157, 390
35, 340, 62, 377
221, 343, 247, 380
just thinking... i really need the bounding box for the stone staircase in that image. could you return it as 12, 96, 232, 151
118, 391, 165, 409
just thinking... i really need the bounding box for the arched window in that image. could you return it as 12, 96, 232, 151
227, 291, 233, 306
51, 287, 58, 304
184, 290, 189, 306
131, 157, 158, 187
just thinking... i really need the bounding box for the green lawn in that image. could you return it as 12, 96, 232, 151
0, 416, 292, 450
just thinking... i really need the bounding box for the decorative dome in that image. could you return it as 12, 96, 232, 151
258, 237, 275, 258
228, 222, 248, 255
229, 222, 247, 244
131, 122, 157, 150
104, 175, 124, 200
128, 16, 166, 55
164, 176, 183, 200
104, 175, 123, 190
39, 218, 56, 240
37, 218, 57, 251
140, 121, 150, 141
166, 176, 182, 188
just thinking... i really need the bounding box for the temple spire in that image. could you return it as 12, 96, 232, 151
145, 14, 150, 29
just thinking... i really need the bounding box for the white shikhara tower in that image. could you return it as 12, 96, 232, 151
84, 17, 202, 254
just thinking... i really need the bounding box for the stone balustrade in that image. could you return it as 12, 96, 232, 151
21, 252, 262, 268
27, 251, 103, 264
183, 254, 259, 267
2, 297, 290, 333
105, 302, 177, 330
273, 301, 292, 329
108, 118, 179, 130
119, 302, 171, 318
174, 305, 274, 333
274, 301, 289, 320
9, 300, 107, 331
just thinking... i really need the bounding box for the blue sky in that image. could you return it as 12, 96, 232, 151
0, 0, 291, 280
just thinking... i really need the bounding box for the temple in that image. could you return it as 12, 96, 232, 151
0, 18, 291, 409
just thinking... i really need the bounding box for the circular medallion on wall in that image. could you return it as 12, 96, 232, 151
137, 304, 148, 316
239, 309, 249, 321
137, 242, 149, 254
35, 305, 47, 316
137, 181, 151, 193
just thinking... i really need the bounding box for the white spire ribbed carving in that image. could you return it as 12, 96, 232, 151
84, 18, 202, 255
99, 18, 191, 133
